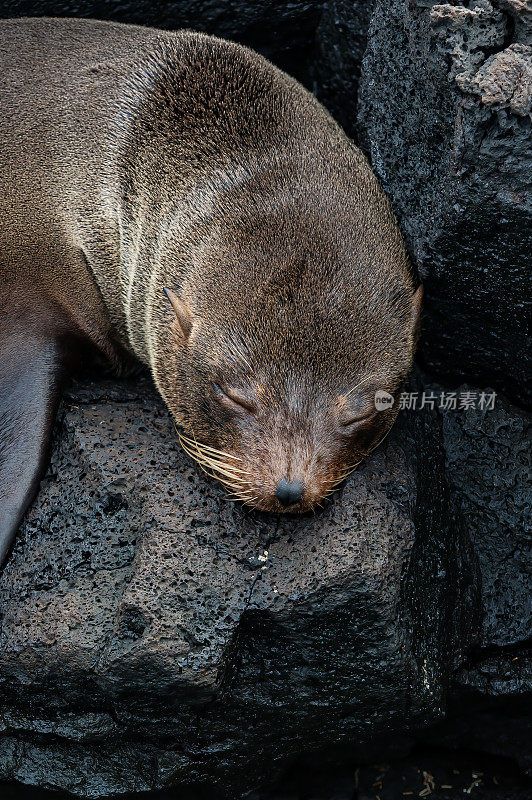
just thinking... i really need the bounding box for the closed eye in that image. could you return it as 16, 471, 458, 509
341, 409, 378, 428
211, 382, 257, 414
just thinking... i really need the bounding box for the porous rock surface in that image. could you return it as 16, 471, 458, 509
0, 376, 474, 797
358, 0, 531, 406
422, 387, 532, 774
440, 389, 530, 650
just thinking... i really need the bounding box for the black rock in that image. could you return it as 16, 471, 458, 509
439, 387, 531, 650
420, 386, 532, 775
0, 377, 475, 797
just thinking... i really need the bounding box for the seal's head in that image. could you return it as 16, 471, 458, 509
110, 29, 422, 512
157, 206, 422, 514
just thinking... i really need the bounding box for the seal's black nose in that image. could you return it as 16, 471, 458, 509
276, 478, 304, 506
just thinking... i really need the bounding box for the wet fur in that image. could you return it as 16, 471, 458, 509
0, 17, 421, 559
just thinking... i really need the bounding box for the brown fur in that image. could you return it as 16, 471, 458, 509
0, 16, 421, 548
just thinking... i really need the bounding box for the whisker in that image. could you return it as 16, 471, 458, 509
203, 464, 247, 480
179, 446, 240, 485
226, 489, 255, 498
322, 459, 362, 499
175, 427, 236, 461
345, 375, 379, 398
178, 438, 248, 480
226, 491, 255, 502
242, 497, 260, 506
176, 429, 259, 502
178, 436, 250, 478
219, 481, 247, 491
181, 432, 243, 461
342, 462, 362, 478
367, 427, 392, 453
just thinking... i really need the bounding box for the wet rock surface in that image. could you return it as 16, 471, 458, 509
0, 375, 475, 797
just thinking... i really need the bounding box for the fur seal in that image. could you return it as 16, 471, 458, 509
0, 16, 422, 565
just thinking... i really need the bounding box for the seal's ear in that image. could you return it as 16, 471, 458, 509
411, 284, 423, 332
163, 287, 193, 340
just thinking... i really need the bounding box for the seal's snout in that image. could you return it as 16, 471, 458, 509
275, 478, 304, 507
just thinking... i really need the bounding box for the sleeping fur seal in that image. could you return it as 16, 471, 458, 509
0, 16, 422, 565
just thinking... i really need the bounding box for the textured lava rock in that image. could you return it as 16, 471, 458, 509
0, 377, 475, 797
419, 387, 532, 774
439, 387, 531, 650
358, 0, 532, 406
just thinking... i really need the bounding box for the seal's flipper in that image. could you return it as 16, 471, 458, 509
0, 335, 63, 567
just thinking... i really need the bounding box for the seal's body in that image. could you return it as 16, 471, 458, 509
0, 17, 421, 564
